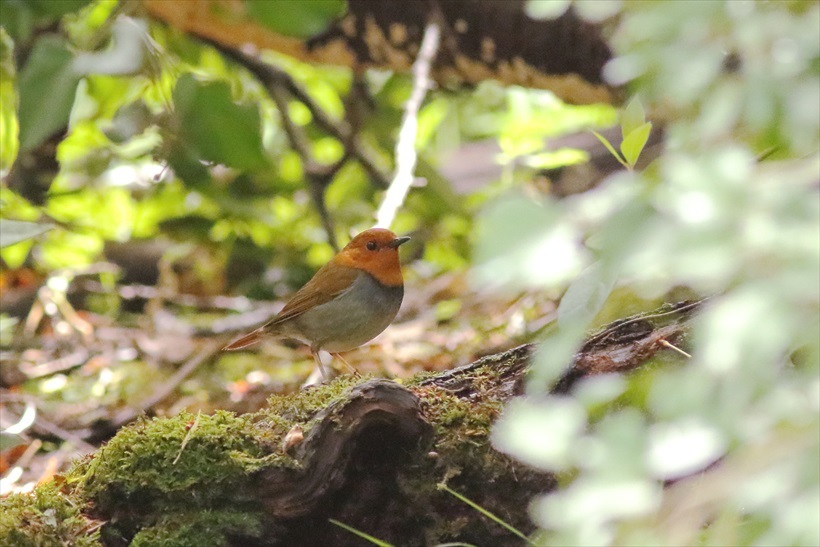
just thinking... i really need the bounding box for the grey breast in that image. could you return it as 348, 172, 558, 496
293, 271, 403, 352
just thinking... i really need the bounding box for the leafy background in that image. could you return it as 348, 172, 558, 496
1, 1, 818, 546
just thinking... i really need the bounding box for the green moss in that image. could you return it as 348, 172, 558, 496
130, 510, 261, 547
62, 409, 294, 543
401, 357, 550, 544
70, 410, 279, 502
52, 377, 372, 543
0, 482, 101, 547
261, 373, 365, 437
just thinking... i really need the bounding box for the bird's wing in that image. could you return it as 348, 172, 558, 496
223, 263, 360, 351
272, 263, 360, 324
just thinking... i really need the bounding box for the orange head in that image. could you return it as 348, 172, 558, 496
332, 228, 409, 287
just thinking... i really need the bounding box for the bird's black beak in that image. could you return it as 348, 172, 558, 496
387, 236, 410, 248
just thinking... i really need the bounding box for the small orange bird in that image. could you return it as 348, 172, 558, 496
223, 228, 410, 380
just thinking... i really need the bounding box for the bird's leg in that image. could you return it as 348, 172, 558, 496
332, 353, 361, 378
311, 347, 330, 381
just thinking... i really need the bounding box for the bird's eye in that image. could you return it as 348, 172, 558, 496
366, 240, 378, 251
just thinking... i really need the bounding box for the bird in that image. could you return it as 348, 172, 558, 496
223, 228, 410, 380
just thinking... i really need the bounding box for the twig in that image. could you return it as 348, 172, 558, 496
374, 18, 441, 228
658, 338, 692, 358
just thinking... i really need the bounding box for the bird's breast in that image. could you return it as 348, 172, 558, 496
292, 272, 403, 352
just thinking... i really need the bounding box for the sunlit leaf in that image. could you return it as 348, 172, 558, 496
646, 418, 726, 480
620, 122, 652, 168
523, 148, 589, 170
621, 96, 646, 140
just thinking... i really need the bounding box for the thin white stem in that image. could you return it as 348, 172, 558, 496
375, 20, 441, 229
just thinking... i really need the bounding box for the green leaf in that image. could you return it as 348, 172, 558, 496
172, 74, 268, 171
620, 122, 652, 168
17, 36, 81, 152
247, 0, 344, 39
591, 130, 628, 169
0, 219, 53, 248
621, 96, 646, 140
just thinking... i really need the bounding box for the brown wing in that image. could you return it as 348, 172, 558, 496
275, 263, 360, 322
223, 263, 361, 351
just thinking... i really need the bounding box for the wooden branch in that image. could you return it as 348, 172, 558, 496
374, 17, 440, 229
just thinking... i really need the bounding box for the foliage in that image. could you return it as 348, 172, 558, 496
0, 0, 616, 289
485, 2, 820, 546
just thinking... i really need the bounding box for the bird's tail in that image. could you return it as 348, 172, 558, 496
223, 328, 263, 351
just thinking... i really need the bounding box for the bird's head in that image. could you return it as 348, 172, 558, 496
334, 228, 410, 287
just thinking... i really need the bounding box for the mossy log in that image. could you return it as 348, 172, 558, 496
1, 301, 701, 546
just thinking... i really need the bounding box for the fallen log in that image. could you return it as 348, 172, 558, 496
2, 300, 702, 546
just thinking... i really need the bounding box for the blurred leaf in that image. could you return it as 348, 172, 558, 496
621, 96, 646, 140
524, 148, 589, 170
646, 418, 726, 480
172, 74, 268, 171
0, 219, 53, 248
620, 122, 652, 168
246, 0, 344, 39
17, 36, 81, 152
492, 396, 587, 471
473, 194, 588, 290
557, 261, 619, 328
